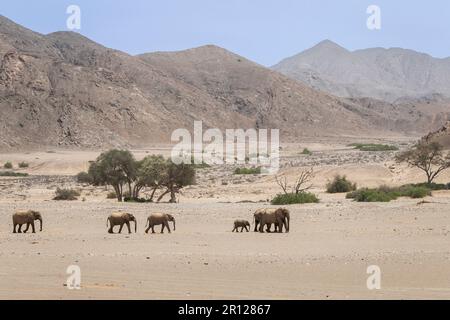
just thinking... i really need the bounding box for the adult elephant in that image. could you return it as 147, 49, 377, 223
13, 210, 43, 233
107, 212, 137, 234
253, 209, 277, 232
145, 213, 176, 234
254, 208, 290, 233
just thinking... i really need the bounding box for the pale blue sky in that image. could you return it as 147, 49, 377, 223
1, 0, 449, 66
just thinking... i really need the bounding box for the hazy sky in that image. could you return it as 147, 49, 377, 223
1, 0, 449, 66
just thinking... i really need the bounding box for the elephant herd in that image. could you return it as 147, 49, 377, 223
11, 207, 290, 235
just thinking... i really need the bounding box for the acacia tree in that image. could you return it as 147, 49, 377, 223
157, 161, 196, 203
135, 155, 168, 202
396, 141, 450, 184
275, 167, 315, 195
88, 150, 137, 202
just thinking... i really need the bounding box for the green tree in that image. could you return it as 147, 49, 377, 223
135, 155, 168, 202
157, 161, 196, 203
88, 150, 137, 202
396, 141, 450, 184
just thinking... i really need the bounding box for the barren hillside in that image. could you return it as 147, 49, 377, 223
0, 16, 446, 150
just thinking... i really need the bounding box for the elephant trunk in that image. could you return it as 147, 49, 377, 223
38, 218, 43, 231
172, 219, 176, 231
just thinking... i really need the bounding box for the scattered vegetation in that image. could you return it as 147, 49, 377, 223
53, 188, 81, 201
273, 167, 319, 205
326, 175, 357, 193
3, 162, 13, 169
396, 141, 450, 184
271, 192, 319, 205
234, 167, 262, 175
87, 150, 196, 203
18, 162, 29, 168
0, 171, 29, 177
350, 143, 399, 152
347, 185, 432, 202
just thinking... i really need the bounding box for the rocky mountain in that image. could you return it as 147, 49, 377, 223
273, 40, 450, 102
0, 16, 447, 149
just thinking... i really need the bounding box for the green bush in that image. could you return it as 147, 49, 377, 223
234, 167, 262, 175
410, 183, 448, 191
271, 192, 319, 205
347, 185, 431, 202
0, 171, 29, 177
350, 143, 399, 152
3, 162, 13, 169
53, 188, 80, 201
18, 162, 29, 168
76, 171, 93, 184
347, 188, 399, 202
301, 148, 312, 156
124, 197, 152, 203
326, 175, 357, 193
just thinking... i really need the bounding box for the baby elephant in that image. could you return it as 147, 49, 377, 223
107, 212, 137, 234
13, 210, 43, 234
233, 220, 251, 233
145, 213, 176, 234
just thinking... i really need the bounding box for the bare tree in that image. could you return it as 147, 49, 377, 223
396, 141, 450, 184
276, 167, 315, 194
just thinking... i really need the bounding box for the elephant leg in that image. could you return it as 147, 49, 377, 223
13, 223, 17, 233
118, 223, 124, 234
126, 222, 131, 234
259, 222, 265, 233
23, 223, 29, 233
31, 221, 36, 233
145, 225, 151, 234
152, 225, 156, 234
232, 226, 237, 232
266, 224, 272, 233
18, 224, 23, 233
108, 224, 114, 234
165, 221, 171, 234
245, 226, 249, 232
240, 227, 245, 233
254, 221, 259, 232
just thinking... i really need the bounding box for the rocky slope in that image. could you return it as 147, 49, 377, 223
0, 16, 446, 149
273, 40, 450, 102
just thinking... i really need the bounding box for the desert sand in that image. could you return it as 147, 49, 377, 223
1, 141, 450, 300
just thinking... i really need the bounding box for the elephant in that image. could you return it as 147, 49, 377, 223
254, 208, 290, 233
107, 212, 137, 234
13, 210, 43, 234
145, 213, 176, 234
232, 220, 251, 233
253, 209, 279, 233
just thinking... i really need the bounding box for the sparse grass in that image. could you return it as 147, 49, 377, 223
347, 185, 431, 202
271, 192, 319, 205
3, 162, 13, 169
0, 171, 29, 177
18, 162, 29, 168
350, 143, 399, 152
53, 188, 80, 201
301, 148, 312, 156
234, 167, 262, 175
327, 175, 357, 193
